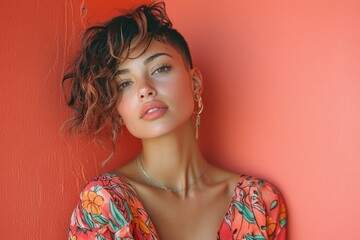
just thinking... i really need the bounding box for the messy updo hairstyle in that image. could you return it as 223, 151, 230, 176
62, 2, 193, 154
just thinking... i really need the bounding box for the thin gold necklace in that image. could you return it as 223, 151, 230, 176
136, 154, 208, 192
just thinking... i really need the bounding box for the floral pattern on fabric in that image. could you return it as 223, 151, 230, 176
217, 177, 287, 240
68, 173, 286, 239
68, 174, 158, 240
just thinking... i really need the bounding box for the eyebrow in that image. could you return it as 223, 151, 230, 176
116, 52, 172, 75
144, 52, 172, 65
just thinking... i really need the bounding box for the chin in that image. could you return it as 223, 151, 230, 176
133, 120, 192, 140
127, 124, 173, 139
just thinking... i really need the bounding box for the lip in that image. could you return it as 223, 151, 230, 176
140, 100, 168, 120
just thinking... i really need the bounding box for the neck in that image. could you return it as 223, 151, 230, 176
139, 120, 207, 196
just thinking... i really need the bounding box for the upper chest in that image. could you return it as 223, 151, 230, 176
132, 182, 235, 240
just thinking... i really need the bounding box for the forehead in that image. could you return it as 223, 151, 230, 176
118, 40, 182, 67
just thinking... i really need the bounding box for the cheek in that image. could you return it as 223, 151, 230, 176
116, 94, 134, 124
167, 78, 195, 116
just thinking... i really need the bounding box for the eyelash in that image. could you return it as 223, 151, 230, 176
117, 65, 171, 90
118, 80, 132, 91
152, 65, 172, 74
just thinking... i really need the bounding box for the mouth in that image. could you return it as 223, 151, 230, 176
146, 107, 162, 114
140, 101, 168, 120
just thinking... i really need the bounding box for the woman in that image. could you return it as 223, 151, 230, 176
64, 2, 287, 239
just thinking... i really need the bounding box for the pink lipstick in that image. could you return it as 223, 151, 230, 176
140, 101, 168, 120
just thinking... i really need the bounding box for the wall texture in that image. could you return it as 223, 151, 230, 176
1, 0, 359, 239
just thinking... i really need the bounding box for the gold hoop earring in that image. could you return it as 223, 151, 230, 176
194, 94, 204, 139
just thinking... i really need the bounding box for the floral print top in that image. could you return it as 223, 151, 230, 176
68, 173, 287, 240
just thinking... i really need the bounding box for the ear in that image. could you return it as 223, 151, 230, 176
190, 67, 203, 96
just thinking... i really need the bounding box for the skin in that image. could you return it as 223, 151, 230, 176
115, 40, 239, 240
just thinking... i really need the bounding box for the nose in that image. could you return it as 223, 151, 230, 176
138, 78, 156, 100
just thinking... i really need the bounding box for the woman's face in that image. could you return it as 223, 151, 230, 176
115, 40, 202, 139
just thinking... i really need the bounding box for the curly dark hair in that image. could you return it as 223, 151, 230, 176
62, 2, 193, 154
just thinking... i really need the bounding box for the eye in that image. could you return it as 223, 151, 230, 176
152, 65, 172, 75
118, 80, 132, 91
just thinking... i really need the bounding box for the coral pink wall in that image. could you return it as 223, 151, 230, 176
1, 0, 359, 239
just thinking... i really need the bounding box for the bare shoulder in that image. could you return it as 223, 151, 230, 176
205, 164, 239, 193
206, 163, 239, 182
113, 158, 143, 185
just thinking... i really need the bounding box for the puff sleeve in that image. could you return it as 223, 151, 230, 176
256, 180, 287, 239
68, 175, 134, 240
218, 176, 287, 240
